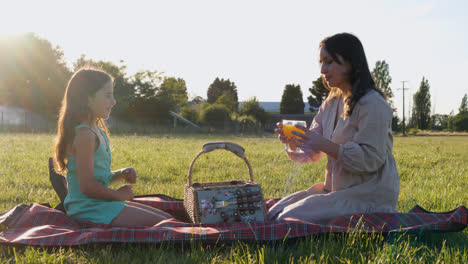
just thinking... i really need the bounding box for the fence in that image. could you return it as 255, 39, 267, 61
0, 106, 55, 132
0, 105, 317, 134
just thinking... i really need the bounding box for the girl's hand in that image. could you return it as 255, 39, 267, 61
123, 168, 137, 184
117, 184, 134, 201
275, 122, 288, 144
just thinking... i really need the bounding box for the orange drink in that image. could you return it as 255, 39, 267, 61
283, 125, 305, 139
282, 120, 306, 138
282, 120, 306, 153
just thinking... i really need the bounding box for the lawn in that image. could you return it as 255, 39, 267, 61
0, 133, 467, 263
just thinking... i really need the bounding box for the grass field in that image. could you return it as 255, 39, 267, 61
0, 133, 467, 263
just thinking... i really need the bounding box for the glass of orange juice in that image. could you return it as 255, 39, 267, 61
282, 120, 306, 153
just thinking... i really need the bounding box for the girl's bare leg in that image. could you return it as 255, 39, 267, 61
110, 202, 171, 227
129, 201, 173, 219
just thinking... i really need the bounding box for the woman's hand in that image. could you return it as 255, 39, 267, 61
116, 184, 134, 201
286, 150, 311, 163
292, 125, 340, 159
292, 125, 323, 150
274, 122, 289, 144
122, 168, 137, 184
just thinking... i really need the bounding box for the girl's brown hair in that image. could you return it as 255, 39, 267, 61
320, 33, 385, 117
54, 68, 113, 174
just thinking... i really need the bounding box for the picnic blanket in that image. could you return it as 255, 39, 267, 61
0, 195, 466, 246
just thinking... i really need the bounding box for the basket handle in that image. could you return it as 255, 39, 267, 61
187, 142, 254, 186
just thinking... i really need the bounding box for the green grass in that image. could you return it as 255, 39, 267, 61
0, 133, 467, 263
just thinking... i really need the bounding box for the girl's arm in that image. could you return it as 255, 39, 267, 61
110, 169, 126, 184
74, 127, 133, 201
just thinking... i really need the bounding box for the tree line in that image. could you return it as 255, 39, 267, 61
1, 33, 467, 132
0, 33, 188, 125
0, 33, 270, 132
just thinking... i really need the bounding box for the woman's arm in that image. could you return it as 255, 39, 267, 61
276, 124, 323, 163
337, 95, 393, 174
293, 130, 340, 160
338, 99, 393, 173
295, 94, 392, 167
277, 102, 327, 163
74, 128, 133, 201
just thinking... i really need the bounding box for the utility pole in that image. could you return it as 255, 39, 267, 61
398, 81, 410, 136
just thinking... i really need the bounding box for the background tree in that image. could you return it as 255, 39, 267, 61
0, 33, 196, 127
159, 77, 188, 108
452, 113, 468, 132
152, 77, 189, 122
392, 116, 401, 132
452, 94, 468, 132
127, 70, 163, 122
459, 94, 468, 114
371, 60, 393, 106
180, 106, 199, 123
431, 114, 450, 131
214, 93, 238, 113
239, 97, 269, 126
186, 95, 206, 120
190, 95, 206, 105
280, 84, 305, 114
200, 104, 231, 129
237, 115, 259, 133
412, 77, 431, 129
447, 110, 455, 131
0, 33, 71, 118
307, 77, 329, 112
206, 77, 238, 111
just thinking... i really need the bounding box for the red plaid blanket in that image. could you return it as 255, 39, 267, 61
0, 195, 466, 246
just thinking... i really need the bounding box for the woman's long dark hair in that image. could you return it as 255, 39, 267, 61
54, 68, 113, 173
320, 33, 385, 117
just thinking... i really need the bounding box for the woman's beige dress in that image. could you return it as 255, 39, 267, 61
267, 90, 400, 223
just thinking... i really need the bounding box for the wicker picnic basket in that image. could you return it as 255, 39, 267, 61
184, 142, 267, 224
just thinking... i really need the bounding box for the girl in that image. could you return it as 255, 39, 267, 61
54, 68, 172, 227
267, 33, 400, 223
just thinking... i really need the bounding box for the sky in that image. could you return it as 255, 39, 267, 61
1, 0, 467, 118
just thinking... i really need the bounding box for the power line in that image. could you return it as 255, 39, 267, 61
398, 81, 410, 136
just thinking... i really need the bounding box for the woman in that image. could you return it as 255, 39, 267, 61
267, 33, 400, 223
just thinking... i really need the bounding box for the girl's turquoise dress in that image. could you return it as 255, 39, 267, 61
64, 125, 128, 224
